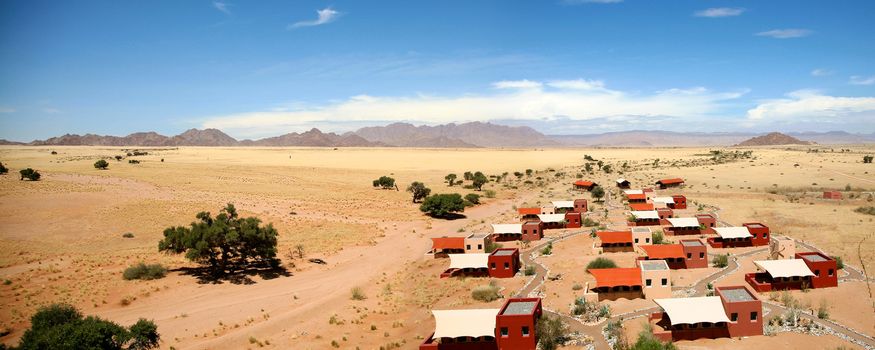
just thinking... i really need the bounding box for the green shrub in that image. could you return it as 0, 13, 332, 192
419, 193, 465, 218
524, 265, 536, 276
586, 257, 617, 270
19, 168, 41, 181
17, 303, 159, 350
853, 206, 875, 216
484, 189, 496, 198
464, 193, 481, 205
485, 241, 501, 254
122, 232, 135, 238
832, 255, 844, 269
350, 287, 366, 300
372, 176, 395, 189
123, 263, 167, 281
537, 315, 568, 350
94, 159, 109, 170
471, 284, 501, 302
652, 231, 666, 245
0, 161, 8, 174
540, 243, 553, 256
712, 254, 729, 268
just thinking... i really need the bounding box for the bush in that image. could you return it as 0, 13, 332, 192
540, 243, 553, 256
419, 193, 465, 218
712, 254, 729, 268
484, 189, 496, 198
19, 168, 41, 181
122, 232, 135, 238
406, 181, 431, 203
372, 176, 395, 189
471, 283, 501, 302
630, 324, 677, 350
586, 257, 617, 270
536, 315, 568, 350
817, 299, 829, 320
94, 159, 109, 170
524, 265, 536, 276
854, 206, 875, 216
17, 303, 159, 350
591, 186, 605, 202
0, 161, 8, 175
651, 231, 666, 245
350, 287, 366, 300
485, 241, 501, 254
464, 193, 481, 205
832, 255, 844, 269
128, 159, 140, 164
123, 263, 167, 280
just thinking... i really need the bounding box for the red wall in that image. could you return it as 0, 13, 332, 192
573, 199, 588, 213
656, 208, 673, 219
521, 222, 543, 241
670, 195, 687, 209
681, 241, 708, 269
717, 287, 763, 338
743, 223, 770, 246
564, 212, 582, 228
798, 252, 839, 289
495, 299, 542, 350
488, 249, 520, 278
419, 334, 498, 350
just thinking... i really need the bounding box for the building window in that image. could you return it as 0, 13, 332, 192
500, 327, 508, 337
466, 245, 471, 250
634, 238, 639, 243
645, 279, 652, 287
522, 326, 530, 337
491, 263, 496, 269
699, 252, 705, 259
687, 253, 692, 259
828, 269, 834, 276
646, 238, 651, 243
504, 262, 509, 269
814, 269, 820, 276
731, 313, 738, 322
750, 312, 758, 321
661, 278, 668, 286
763, 233, 768, 239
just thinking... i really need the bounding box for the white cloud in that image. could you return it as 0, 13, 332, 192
199, 80, 746, 138
213, 1, 231, 15
694, 7, 745, 17
289, 8, 340, 29
755, 29, 812, 39
746, 90, 875, 121
492, 80, 543, 89
811, 69, 832, 77
849, 75, 875, 85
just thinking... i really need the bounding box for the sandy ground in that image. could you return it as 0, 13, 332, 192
1, 145, 873, 349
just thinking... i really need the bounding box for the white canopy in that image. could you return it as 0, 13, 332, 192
655, 296, 731, 325
624, 189, 644, 195
617, 178, 628, 184
667, 218, 700, 227
551, 200, 575, 208
754, 259, 815, 278
538, 214, 567, 223
715, 227, 753, 239
491, 224, 522, 234
432, 309, 500, 339
630, 210, 659, 220
653, 197, 675, 204
448, 254, 490, 269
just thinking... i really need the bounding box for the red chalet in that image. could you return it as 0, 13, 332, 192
517, 207, 540, 222
420, 298, 543, 350
656, 178, 685, 189
665, 214, 716, 235
639, 239, 708, 269
708, 223, 770, 248
745, 252, 838, 292
616, 178, 631, 189
573, 180, 598, 191
629, 203, 655, 211
441, 248, 521, 279
597, 231, 634, 253
629, 210, 661, 227
649, 286, 763, 342
823, 191, 842, 200
491, 223, 543, 242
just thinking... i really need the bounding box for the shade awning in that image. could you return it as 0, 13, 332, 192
631, 211, 659, 220
667, 218, 700, 227
588, 267, 642, 288
518, 207, 540, 215
597, 231, 634, 244
492, 224, 522, 234
754, 259, 815, 278
538, 214, 566, 223
641, 244, 685, 259
624, 189, 644, 195
715, 227, 753, 239
657, 178, 685, 185
432, 309, 500, 339
655, 296, 730, 325
552, 200, 575, 208
432, 237, 466, 250
448, 253, 490, 269
653, 197, 675, 204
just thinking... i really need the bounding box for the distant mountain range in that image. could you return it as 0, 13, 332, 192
2, 123, 874, 148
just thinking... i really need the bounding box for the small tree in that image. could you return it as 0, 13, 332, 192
712, 254, 729, 268
602, 164, 613, 173
587, 257, 617, 270
525, 169, 533, 176
94, 159, 110, 170
372, 176, 395, 189
419, 193, 465, 218
652, 231, 666, 245
463, 171, 474, 181
0, 161, 8, 174
591, 186, 605, 202
406, 181, 431, 203
464, 193, 481, 205
444, 173, 457, 187
472, 172, 488, 191
17, 303, 160, 350
832, 255, 844, 269
863, 155, 873, 163
19, 168, 41, 181
536, 315, 568, 350
115, 155, 124, 161
584, 163, 593, 173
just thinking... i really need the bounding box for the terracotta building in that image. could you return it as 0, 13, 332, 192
420, 298, 543, 350
649, 285, 762, 342
440, 248, 521, 279
573, 180, 598, 191
745, 252, 838, 292
639, 239, 708, 269
656, 178, 685, 189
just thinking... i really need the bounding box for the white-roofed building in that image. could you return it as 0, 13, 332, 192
537, 214, 566, 223
649, 285, 763, 342
708, 227, 755, 248
432, 309, 500, 339
420, 298, 543, 349
666, 216, 712, 236
745, 257, 834, 292
551, 200, 574, 209
441, 248, 521, 279
629, 210, 661, 227
654, 297, 730, 325
667, 218, 699, 227
491, 224, 522, 235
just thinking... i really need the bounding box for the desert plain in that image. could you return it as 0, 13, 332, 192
0, 145, 874, 349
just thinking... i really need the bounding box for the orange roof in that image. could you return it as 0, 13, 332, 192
588, 268, 642, 288
596, 231, 633, 244
431, 237, 465, 250
518, 207, 540, 215
657, 178, 685, 185
641, 244, 685, 259
627, 193, 647, 200
574, 180, 595, 187
629, 203, 654, 211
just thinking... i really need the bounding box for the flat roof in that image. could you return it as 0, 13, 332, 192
799, 253, 828, 262
754, 259, 815, 278
640, 260, 669, 271
745, 223, 766, 229
655, 296, 729, 326
597, 231, 633, 244
432, 237, 466, 250
467, 233, 490, 239
720, 288, 755, 302
624, 189, 644, 195
632, 227, 652, 234
667, 217, 700, 227
492, 249, 516, 256
715, 227, 753, 239
681, 240, 704, 247
502, 301, 537, 315
653, 196, 675, 204
492, 224, 522, 234
432, 309, 499, 339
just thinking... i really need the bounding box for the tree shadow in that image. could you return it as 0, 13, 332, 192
174, 263, 292, 285
431, 213, 467, 220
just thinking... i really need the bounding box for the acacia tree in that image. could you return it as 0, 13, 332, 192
591, 186, 605, 202
419, 193, 465, 218
158, 204, 279, 275
472, 172, 488, 191
0, 161, 8, 174
94, 159, 109, 170
17, 303, 159, 350
463, 171, 473, 181
19, 168, 41, 181
407, 181, 431, 203
444, 173, 457, 186
372, 176, 396, 189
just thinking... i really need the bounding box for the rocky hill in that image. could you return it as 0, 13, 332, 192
26, 128, 382, 147
735, 132, 814, 146
353, 122, 555, 147
241, 128, 382, 147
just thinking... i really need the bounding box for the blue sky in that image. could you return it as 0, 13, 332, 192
1, 0, 874, 141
